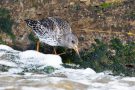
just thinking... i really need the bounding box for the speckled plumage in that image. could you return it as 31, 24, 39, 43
25, 17, 78, 50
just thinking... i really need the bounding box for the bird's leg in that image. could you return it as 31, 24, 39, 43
36, 41, 40, 51
58, 48, 67, 55
53, 47, 57, 54
58, 52, 66, 55
53, 47, 66, 55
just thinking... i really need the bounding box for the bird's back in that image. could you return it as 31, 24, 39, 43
40, 17, 72, 35
25, 17, 72, 46
25, 17, 71, 36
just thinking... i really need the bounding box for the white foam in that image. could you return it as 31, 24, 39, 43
19, 50, 62, 68
0, 45, 13, 51
0, 60, 17, 67
122, 77, 135, 82
0, 45, 62, 68
8, 68, 23, 74
0, 45, 135, 90
22, 86, 65, 90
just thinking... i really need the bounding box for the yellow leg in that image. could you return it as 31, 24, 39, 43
58, 48, 67, 55
53, 47, 57, 54
53, 47, 67, 55
36, 41, 40, 51
58, 52, 66, 55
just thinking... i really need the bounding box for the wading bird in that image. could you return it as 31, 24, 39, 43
25, 17, 79, 56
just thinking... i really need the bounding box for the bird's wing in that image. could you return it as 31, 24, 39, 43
39, 18, 56, 32
39, 17, 72, 40
48, 17, 72, 35
33, 18, 57, 38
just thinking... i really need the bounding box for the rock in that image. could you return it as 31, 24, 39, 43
0, 0, 134, 52
80, 0, 91, 5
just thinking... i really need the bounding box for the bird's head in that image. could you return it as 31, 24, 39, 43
64, 33, 80, 56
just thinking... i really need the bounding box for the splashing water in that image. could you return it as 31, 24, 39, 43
0, 45, 135, 90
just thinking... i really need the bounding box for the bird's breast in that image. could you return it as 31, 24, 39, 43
39, 36, 59, 46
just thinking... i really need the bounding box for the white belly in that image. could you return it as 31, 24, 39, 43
35, 30, 60, 46
39, 38, 58, 46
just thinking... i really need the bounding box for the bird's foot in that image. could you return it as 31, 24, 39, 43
58, 52, 66, 55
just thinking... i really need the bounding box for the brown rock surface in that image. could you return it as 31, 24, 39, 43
0, 0, 135, 51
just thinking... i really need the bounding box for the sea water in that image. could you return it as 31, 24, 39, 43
0, 45, 135, 90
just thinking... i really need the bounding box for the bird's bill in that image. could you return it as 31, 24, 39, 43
73, 45, 81, 58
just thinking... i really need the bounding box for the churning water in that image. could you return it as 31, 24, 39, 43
0, 45, 135, 90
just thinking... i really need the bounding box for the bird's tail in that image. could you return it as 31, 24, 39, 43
24, 19, 43, 36
24, 19, 38, 28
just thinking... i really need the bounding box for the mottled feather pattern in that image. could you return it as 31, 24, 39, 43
25, 17, 73, 46
25, 17, 79, 56
40, 18, 55, 32
48, 17, 71, 35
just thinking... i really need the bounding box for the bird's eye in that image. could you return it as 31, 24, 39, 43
72, 40, 75, 44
